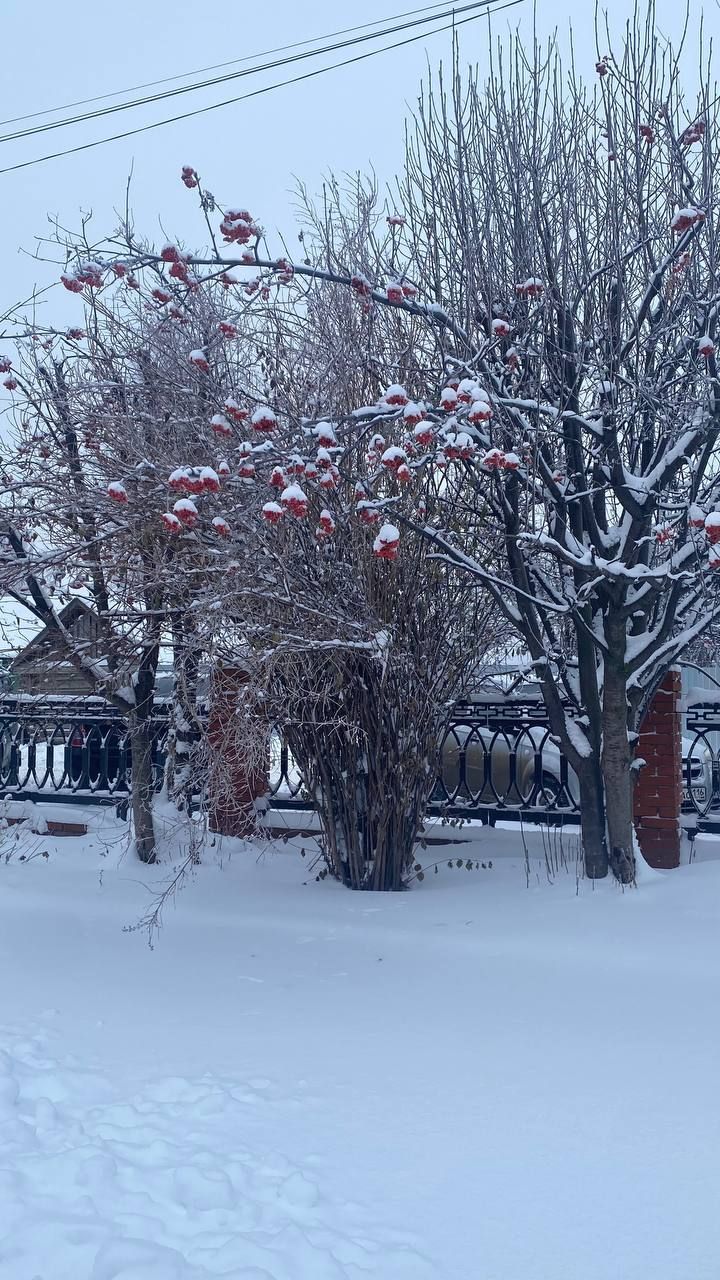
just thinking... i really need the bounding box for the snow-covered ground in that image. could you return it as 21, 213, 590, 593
1, 809, 720, 1279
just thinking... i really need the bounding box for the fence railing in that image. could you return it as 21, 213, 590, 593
0, 697, 168, 806
268, 699, 581, 822
1, 693, 718, 829
682, 697, 720, 828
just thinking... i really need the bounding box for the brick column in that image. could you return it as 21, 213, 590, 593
208, 666, 268, 838
633, 670, 682, 869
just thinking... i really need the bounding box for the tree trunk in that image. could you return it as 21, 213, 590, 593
536, 654, 608, 880
314, 757, 423, 891
601, 670, 636, 884
288, 701, 436, 891
575, 762, 609, 879
169, 616, 201, 811
130, 716, 157, 863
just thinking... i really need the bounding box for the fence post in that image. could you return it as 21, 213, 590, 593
207, 666, 268, 839
633, 669, 682, 869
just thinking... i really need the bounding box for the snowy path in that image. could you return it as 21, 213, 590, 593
1, 817, 720, 1278
1, 1026, 427, 1279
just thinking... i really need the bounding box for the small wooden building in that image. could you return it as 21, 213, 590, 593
11, 601, 103, 697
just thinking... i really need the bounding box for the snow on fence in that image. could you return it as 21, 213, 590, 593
0, 693, 717, 829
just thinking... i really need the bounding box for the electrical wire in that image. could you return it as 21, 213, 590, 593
0, 0, 500, 147
0, 0, 475, 128
0, 0, 521, 177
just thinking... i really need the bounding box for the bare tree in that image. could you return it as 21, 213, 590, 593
375, 13, 720, 880
267, 12, 720, 881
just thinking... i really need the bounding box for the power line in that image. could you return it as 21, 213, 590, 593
0, 0, 498, 147
0, 0, 468, 129
0, 1, 521, 177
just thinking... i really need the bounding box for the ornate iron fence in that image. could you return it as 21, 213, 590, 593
2, 692, 716, 829
682, 697, 720, 829
0, 693, 580, 824
0, 696, 168, 806
266, 700, 580, 823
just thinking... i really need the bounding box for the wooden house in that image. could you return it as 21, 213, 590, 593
11, 601, 103, 697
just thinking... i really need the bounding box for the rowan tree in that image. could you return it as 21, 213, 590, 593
0, 279, 267, 860
1, 216, 497, 888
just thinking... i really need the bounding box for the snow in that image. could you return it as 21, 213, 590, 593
172, 499, 198, 518
563, 712, 592, 757
373, 522, 399, 549
1, 813, 720, 1279
683, 686, 720, 710
380, 385, 407, 406
380, 445, 406, 465
279, 484, 307, 504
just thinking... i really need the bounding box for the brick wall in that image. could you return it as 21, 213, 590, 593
633, 670, 682, 869
207, 667, 268, 839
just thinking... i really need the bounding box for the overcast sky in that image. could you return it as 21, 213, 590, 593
0, 0, 708, 325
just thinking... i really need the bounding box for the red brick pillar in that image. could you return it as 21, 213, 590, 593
633, 670, 682, 869
208, 666, 268, 838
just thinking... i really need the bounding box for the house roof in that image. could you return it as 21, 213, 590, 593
10, 599, 99, 668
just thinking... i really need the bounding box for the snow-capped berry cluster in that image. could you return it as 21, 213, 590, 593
251, 406, 277, 434
281, 484, 309, 518
219, 208, 261, 245
704, 512, 720, 545
670, 206, 705, 234
316, 509, 336, 538
160, 246, 192, 284
680, 120, 705, 147
224, 397, 248, 423
386, 281, 416, 304
173, 498, 198, 527
515, 278, 544, 299
189, 349, 210, 373
373, 524, 400, 560
210, 414, 233, 438
350, 274, 372, 298
61, 261, 105, 292
383, 384, 409, 407
684, 508, 720, 569
480, 448, 519, 471
491, 317, 511, 338
169, 466, 222, 495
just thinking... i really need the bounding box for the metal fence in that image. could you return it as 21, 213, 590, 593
269, 699, 581, 822
0, 697, 168, 807
683, 698, 720, 828
1, 693, 718, 829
